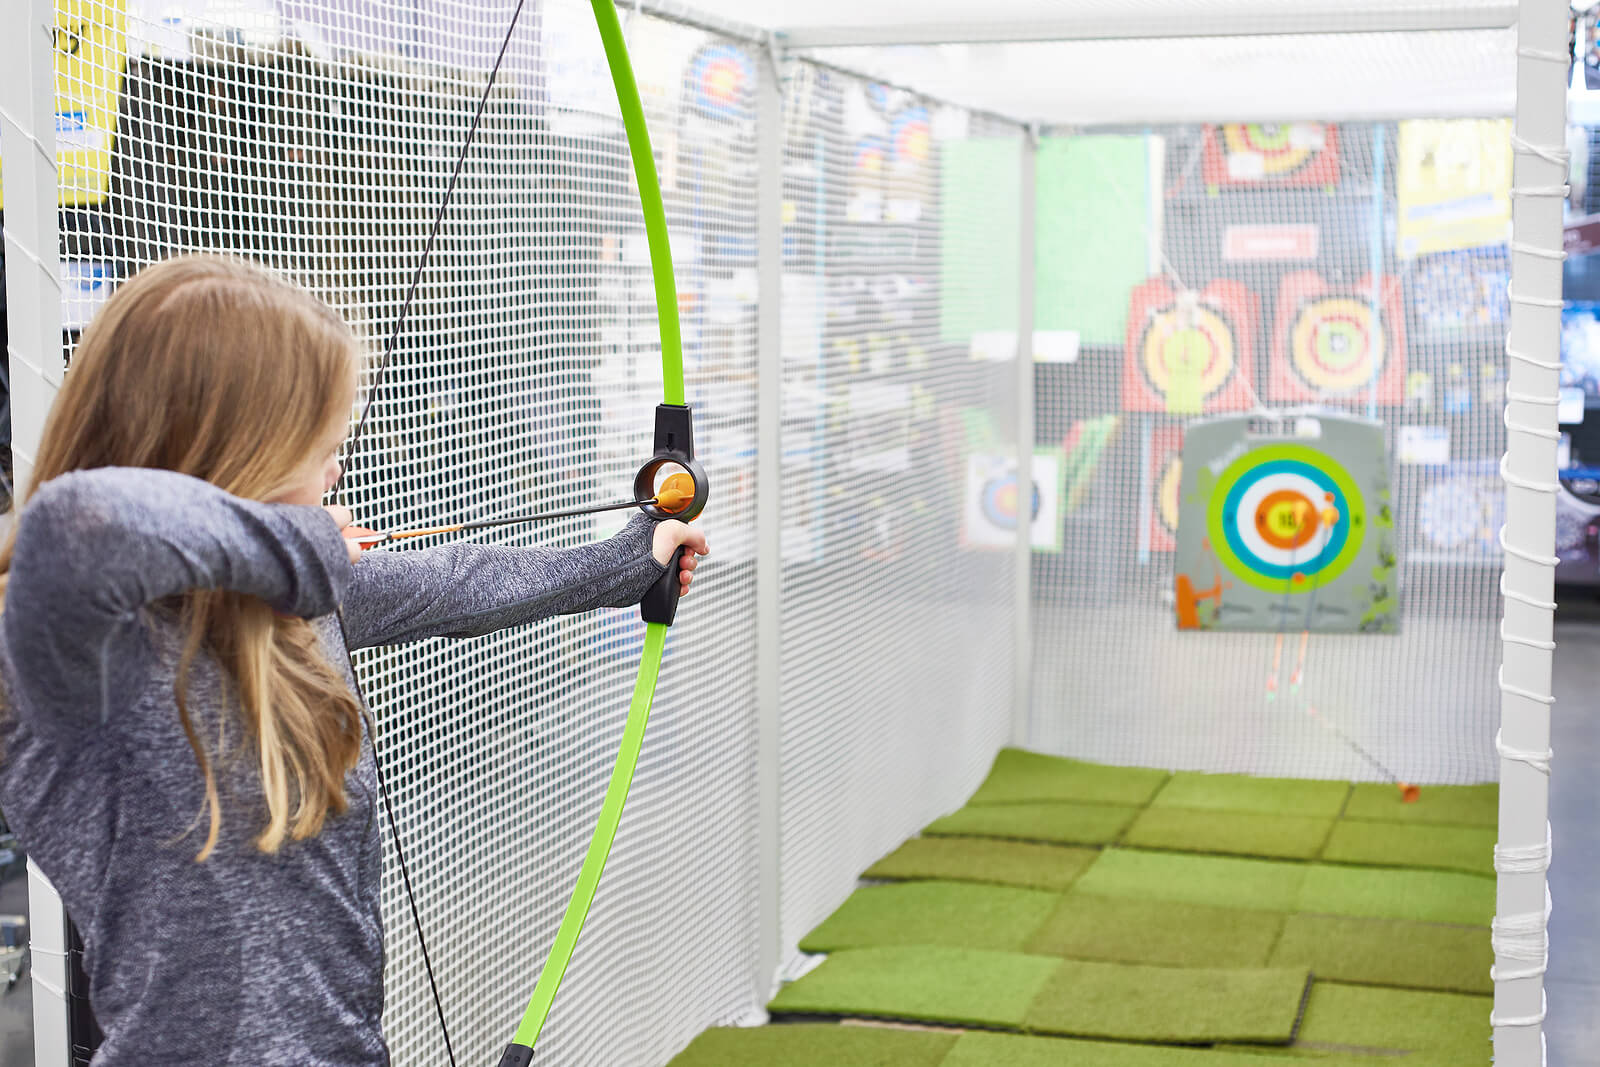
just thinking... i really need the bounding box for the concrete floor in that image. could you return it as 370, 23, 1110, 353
0, 626, 1596, 1064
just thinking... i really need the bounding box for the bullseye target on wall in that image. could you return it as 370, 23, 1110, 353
687, 43, 754, 119
1201, 123, 1341, 189
1147, 425, 1184, 552
961, 451, 1065, 552
1269, 272, 1406, 404
1123, 278, 1259, 414
1173, 414, 1397, 633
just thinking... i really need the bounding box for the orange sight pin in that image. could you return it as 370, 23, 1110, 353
655, 472, 697, 515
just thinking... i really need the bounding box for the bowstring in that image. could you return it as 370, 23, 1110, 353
328, 4, 531, 1064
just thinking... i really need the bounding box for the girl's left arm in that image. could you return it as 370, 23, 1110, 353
340, 515, 667, 650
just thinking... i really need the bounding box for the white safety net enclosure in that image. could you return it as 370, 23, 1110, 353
0, 0, 1564, 1064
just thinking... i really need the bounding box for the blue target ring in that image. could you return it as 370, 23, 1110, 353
981, 475, 1041, 531
1220, 458, 1351, 583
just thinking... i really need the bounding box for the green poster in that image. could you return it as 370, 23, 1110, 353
1035, 135, 1154, 346
939, 139, 1022, 344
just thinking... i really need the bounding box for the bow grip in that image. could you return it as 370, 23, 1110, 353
641, 546, 685, 625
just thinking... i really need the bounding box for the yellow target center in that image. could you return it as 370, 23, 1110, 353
1255, 490, 1321, 550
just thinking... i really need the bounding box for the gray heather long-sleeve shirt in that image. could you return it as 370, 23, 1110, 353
0, 467, 667, 1064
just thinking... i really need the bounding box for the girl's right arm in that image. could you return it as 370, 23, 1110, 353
4, 467, 354, 729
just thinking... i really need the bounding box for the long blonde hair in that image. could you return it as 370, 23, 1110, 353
0, 254, 367, 860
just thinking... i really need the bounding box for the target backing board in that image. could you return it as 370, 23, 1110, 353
1173, 414, 1397, 633
1123, 277, 1260, 415
961, 451, 1065, 553
1200, 123, 1341, 189
1269, 271, 1406, 405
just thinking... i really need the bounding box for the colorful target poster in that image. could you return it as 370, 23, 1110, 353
1, 0, 128, 210
1147, 425, 1185, 553
1269, 272, 1406, 405
961, 450, 1065, 553
1123, 277, 1259, 415
1173, 414, 1397, 633
1200, 123, 1340, 190
1412, 460, 1503, 560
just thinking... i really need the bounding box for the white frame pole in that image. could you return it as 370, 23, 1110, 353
1010, 128, 1036, 746
752, 34, 785, 1008
1492, 0, 1570, 1062
1, 2, 70, 1065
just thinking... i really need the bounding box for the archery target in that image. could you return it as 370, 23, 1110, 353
1223, 124, 1319, 177
688, 44, 753, 118
1206, 445, 1365, 593
962, 451, 1064, 552
1138, 305, 1236, 402
1290, 296, 1385, 395
1157, 453, 1183, 545
982, 474, 1041, 530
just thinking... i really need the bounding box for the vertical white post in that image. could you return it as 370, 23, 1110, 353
752, 35, 784, 1009
1011, 129, 1036, 745
1492, 1, 1569, 1063
1, 4, 70, 1065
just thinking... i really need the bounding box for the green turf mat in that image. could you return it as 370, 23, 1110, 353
1025, 894, 1283, 968
1151, 773, 1351, 818
1021, 961, 1311, 1044
943, 1031, 1373, 1065
864, 836, 1098, 892
1124, 807, 1334, 860
667, 1024, 955, 1066
767, 946, 1057, 1029
968, 748, 1169, 807
1343, 782, 1497, 828
1320, 819, 1495, 875
1296, 865, 1495, 926
925, 802, 1137, 846
1268, 914, 1491, 995
1073, 849, 1307, 912
798, 881, 1060, 954
1294, 981, 1492, 1056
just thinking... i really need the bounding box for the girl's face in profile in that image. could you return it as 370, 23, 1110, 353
270, 366, 358, 508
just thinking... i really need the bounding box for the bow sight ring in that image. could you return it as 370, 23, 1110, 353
634, 403, 709, 523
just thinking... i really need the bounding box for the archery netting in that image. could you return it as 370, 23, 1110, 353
32, 0, 1521, 1064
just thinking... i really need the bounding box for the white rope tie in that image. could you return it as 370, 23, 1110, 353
1504, 331, 1562, 372
1507, 282, 1564, 309
1491, 883, 1551, 983
1499, 456, 1559, 496
1492, 990, 1549, 1029
1500, 577, 1558, 612
1495, 825, 1554, 876
1496, 728, 1553, 775
1510, 240, 1568, 261
0, 233, 64, 294
0, 103, 58, 169
1517, 45, 1571, 65
1512, 185, 1571, 200
1501, 620, 1557, 652
1498, 665, 1558, 701
1506, 383, 1559, 406
1504, 406, 1562, 441
1511, 132, 1572, 166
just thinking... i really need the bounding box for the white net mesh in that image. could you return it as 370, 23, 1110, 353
775, 65, 1021, 974
20, 1, 1528, 1063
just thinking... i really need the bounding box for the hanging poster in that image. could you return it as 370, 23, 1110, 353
1396, 119, 1512, 257
1268, 271, 1406, 405
961, 450, 1065, 553
1200, 123, 1340, 190
1123, 277, 1260, 415
1, 0, 128, 209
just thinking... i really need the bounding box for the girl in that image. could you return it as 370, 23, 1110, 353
0, 254, 707, 1064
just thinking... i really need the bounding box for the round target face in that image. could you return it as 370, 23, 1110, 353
1290, 296, 1385, 395
982, 475, 1041, 531
1222, 123, 1315, 176
1157, 454, 1182, 540
1206, 443, 1365, 593
1418, 481, 1480, 549
688, 44, 753, 118
1139, 304, 1236, 401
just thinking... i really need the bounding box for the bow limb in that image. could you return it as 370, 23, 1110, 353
496, 1, 693, 1062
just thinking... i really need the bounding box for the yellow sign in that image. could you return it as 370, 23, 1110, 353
1395, 119, 1512, 257
0, 0, 128, 210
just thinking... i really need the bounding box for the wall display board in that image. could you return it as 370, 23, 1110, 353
1268, 271, 1406, 404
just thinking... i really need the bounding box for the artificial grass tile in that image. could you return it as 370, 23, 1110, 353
1320, 820, 1495, 875
1073, 849, 1307, 913
1294, 982, 1492, 1056
1269, 914, 1492, 995
1152, 773, 1351, 818
943, 1031, 1373, 1066
1021, 961, 1311, 1044
1025, 894, 1283, 968
1124, 807, 1334, 860
767, 945, 1057, 1029
925, 802, 1138, 846
798, 881, 1061, 954
1297, 865, 1495, 926
864, 836, 1098, 892
667, 1023, 955, 1066
1343, 782, 1497, 828
968, 747, 1170, 807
